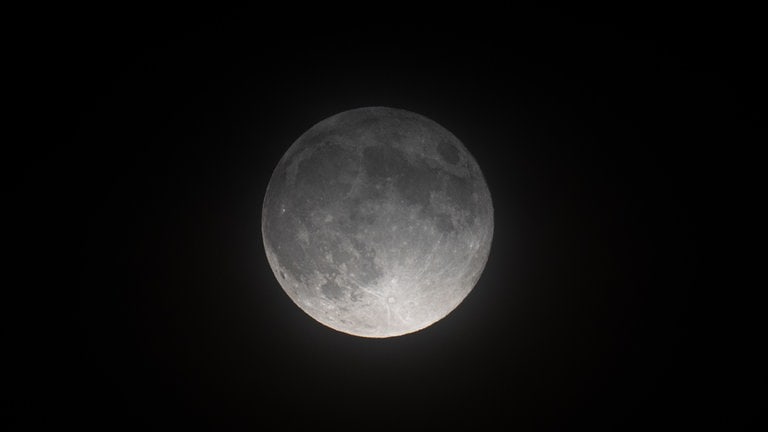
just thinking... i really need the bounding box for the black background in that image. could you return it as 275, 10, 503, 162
11, 4, 761, 429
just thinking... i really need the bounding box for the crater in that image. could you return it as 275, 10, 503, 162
321, 279, 344, 300
437, 140, 460, 165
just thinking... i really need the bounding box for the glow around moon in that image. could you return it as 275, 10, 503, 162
262, 107, 493, 338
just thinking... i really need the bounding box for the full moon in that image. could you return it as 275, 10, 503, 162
262, 107, 493, 337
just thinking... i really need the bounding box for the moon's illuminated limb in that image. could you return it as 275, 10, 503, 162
262, 107, 493, 338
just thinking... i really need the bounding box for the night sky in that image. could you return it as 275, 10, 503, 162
14, 5, 760, 429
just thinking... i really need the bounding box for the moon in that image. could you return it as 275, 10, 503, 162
262, 107, 493, 338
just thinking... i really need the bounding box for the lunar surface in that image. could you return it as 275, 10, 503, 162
262, 107, 493, 337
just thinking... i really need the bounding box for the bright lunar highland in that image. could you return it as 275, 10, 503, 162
262, 107, 493, 337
